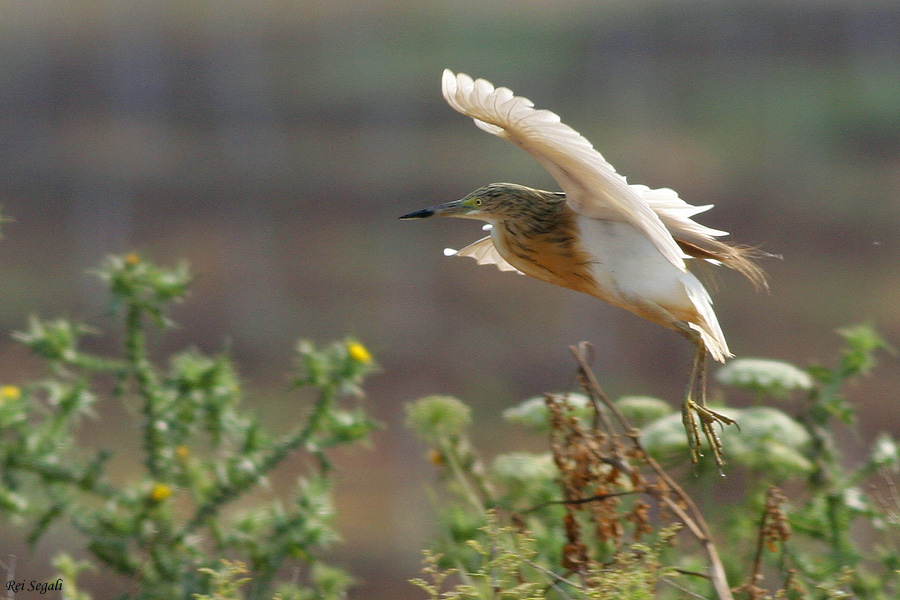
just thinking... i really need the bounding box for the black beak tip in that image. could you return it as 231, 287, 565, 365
399, 208, 434, 220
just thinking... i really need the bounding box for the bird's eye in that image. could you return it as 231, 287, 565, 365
474, 198, 483, 206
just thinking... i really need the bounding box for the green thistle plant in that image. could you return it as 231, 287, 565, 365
0, 254, 377, 600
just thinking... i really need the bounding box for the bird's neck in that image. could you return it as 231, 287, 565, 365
489, 198, 599, 295
498, 190, 568, 237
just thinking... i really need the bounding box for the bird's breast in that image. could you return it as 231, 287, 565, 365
489, 214, 602, 298
491, 215, 698, 319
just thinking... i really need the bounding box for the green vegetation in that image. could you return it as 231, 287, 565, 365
1, 253, 898, 599
407, 328, 899, 599
0, 254, 377, 599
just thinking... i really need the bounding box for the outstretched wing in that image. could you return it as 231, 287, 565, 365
445, 235, 523, 274
441, 69, 685, 271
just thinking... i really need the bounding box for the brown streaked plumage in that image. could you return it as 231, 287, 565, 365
400, 72, 770, 466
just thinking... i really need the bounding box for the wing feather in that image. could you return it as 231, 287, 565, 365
636, 185, 728, 239
442, 69, 686, 270
683, 279, 732, 362
447, 236, 523, 274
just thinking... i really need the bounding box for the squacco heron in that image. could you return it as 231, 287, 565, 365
401, 70, 767, 464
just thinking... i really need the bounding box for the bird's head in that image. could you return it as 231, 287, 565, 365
400, 183, 561, 224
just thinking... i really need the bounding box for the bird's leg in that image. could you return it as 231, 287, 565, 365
680, 343, 703, 459
679, 328, 736, 467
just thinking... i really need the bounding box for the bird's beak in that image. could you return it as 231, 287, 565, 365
398, 207, 435, 219
399, 199, 465, 220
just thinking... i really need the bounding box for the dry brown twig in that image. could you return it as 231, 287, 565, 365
733, 486, 792, 600
548, 342, 736, 600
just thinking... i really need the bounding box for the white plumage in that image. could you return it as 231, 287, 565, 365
442, 69, 688, 270
439, 69, 744, 362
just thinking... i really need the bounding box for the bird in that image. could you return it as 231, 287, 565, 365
401, 70, 767, 465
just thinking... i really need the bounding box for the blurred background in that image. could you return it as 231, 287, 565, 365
1, 1, 899, 597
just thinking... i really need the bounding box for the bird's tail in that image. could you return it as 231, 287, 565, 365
639, 185, 771, 291
677, 238, 771, 292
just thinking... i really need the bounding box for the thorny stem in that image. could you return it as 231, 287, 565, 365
175, 384, 336, 542
568, 342, 735, 600
125, 304, 164, 478
5, 454, 117, 498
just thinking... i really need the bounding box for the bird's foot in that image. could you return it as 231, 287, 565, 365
682, 400, 736, 469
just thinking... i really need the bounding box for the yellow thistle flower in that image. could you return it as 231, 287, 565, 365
347, 341, 372, 364
0, 385, 21, 404
125, 253, 141, 267
150, 483, 172, 502
428, 449, 445, 466
0, 385, 21, 400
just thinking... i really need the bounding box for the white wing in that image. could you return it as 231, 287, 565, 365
635, 185, 728, 244
442, 69, 686, 271
446, 236, 523, 274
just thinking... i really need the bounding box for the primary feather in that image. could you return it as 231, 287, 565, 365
442, 69, 686, 271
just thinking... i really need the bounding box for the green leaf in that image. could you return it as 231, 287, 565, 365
837, 324, 890, 377
716, 358, 813, 397
13, 317, 96, 363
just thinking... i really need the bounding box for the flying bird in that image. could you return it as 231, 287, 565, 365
401, 70, 767, 464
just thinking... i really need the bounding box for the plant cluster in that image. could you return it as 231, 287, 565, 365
1, 249, 897, 600
406, 328, 899, 599
0, 254, 377, 599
